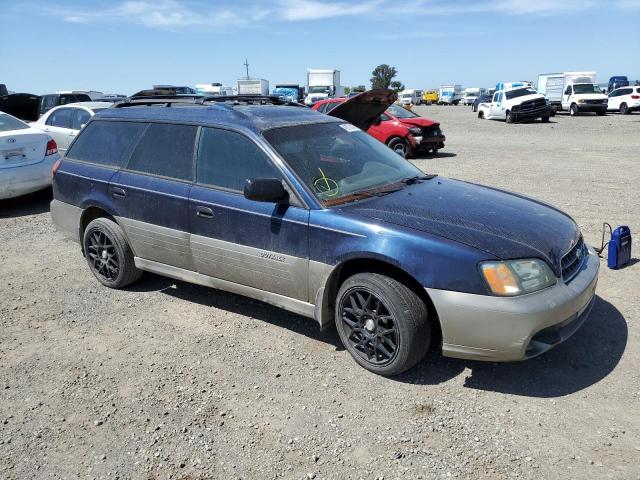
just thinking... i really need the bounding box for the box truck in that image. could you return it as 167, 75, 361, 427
237, 78, 269, 96
537, 72, 607, 116
305, 69, 344, 105
438, 85, 463, 105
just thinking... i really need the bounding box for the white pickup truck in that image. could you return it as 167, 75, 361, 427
478, 82, 551, 123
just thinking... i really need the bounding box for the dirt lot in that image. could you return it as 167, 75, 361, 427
1, 106, 639, 480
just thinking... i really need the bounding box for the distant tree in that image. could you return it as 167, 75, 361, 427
344, 86, 351, 95
354, 85, 366, 92
370, 64, 397, 90
390, 81, 405, 93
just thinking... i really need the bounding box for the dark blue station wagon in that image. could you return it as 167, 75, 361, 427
51, 96, 599, 376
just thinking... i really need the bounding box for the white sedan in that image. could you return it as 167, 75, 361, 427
607, 86, 640, 114
30, 102, 111, 154
1, 112, 60, 200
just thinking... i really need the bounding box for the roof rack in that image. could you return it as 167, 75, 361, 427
201, 95, 306, 107
114, 95, 204, 108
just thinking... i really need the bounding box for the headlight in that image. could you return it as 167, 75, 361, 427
511, 105, 520, 111
409, 127, 422, 135
480, 259, 556, 296
577, 99, 585, 104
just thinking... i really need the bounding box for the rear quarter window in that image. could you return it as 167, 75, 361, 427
125, 123, 197, 181
66, 120, 147, 167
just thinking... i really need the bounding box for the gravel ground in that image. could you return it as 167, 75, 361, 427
1, 106, 639, 480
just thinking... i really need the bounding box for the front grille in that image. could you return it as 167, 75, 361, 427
520, 98, 547, 110
561, 237, 586, 283
585, 99, 605, 104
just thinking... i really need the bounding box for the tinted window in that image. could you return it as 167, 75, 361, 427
74, 94, 92, 102
59, 95, 74, 105
126, 123, 197, 181
46, 108, 73, 128
67, 120, 147, 167
492, 93, 499, 102
0, 113, 29, 132
197, 128, 281, 191
621, 88, 633, 96
42, 95, 58, 110
379, 113, 390, 122
565, 86, 572, 94
71, 109, 91, 130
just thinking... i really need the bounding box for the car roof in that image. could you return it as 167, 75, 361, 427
95, 103, 340, 133
57, 101, 113, 109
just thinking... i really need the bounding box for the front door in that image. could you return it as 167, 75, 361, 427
111, 122, 197, 270
562, 85, 573, 109
189, 127, 310, 301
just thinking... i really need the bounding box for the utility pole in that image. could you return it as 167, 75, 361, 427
244, 58, 250, 79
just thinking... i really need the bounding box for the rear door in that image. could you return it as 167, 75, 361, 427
44, 108, 75, 153
110, 122, 197, 270
189, 127, 310, 301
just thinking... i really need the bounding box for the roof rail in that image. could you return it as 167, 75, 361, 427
114, 95, 204, 108
202, 95, 306, 107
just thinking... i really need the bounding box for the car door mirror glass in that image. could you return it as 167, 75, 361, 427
244, 178, 289, 203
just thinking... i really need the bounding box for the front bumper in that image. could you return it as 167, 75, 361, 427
411, 134, 446, 151
576, 103, 607, 112
427, 245, 600, 362
512, 105, 552, 122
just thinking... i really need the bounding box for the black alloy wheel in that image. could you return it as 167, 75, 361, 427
340, 288, 398, 366
87, 230, 119, 281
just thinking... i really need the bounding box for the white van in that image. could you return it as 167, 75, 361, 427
461, 87, 484, 106
537, 72, 608, 116
398, 89, 420, 106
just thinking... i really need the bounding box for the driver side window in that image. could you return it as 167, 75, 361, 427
564, 86, 572, 95
492, 93, 499, 102
196, 128, 282, 193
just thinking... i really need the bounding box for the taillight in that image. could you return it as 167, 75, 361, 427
631, 95, 640, 99
52, 159, 62, 178
45, 139, 58, 156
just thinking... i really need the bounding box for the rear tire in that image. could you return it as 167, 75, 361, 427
335, 273, 431, 377
570, 104, 579, 116
478, 111, 485, 119
83, 218, 142, 289
596, 109, 606, 116
541, 116, 550, 123
620, 103, 629, 115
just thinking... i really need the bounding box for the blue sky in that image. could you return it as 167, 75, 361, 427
1, 0, 639, 95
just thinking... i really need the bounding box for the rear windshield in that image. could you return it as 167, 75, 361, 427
0, 113, 29, 132
66, 120, 147, 167
505, 87, 537, 100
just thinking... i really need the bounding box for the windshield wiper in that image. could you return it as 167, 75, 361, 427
399, 174, 438, 185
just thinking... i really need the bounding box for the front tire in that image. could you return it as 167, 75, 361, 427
505, 111, 514, 123
620, 103, 629, 115
541, 116, 550, 123
387, 137, 408, 158
83, 217, 142, 289
570, 104, 579, 116
335, 273, 431, 376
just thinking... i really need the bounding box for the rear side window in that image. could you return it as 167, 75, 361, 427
67, 120, 146, 167
197, 127, 281, 191
46, 108, 73, 128
126, 123, 197, 181
71, 109, 91, 130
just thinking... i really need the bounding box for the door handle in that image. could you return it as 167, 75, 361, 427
111, 187, 126, 198
195, 206, 214, 218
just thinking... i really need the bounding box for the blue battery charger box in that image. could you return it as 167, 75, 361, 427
608, 226, 632, 269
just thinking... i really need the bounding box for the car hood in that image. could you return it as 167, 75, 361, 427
340, 177, 580, 275
328, 89, 397, 130
396, 117, 438, 128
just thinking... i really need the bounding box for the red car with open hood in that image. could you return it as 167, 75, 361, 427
312, 90, 445, 158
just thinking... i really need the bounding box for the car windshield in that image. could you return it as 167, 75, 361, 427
573, 84, 602, 94
387, 103, 419, 119
0, 114, 29, 132
505, 87, 537, 100
263, 122, 423, 207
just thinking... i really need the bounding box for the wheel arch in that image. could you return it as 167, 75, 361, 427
316, 257, 442, 349
79, 205, 118, 254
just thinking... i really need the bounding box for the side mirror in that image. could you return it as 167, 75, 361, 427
244, 178, 289, 203
372, 116, 382, 126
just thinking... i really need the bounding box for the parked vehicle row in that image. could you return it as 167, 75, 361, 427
477, 82, 551, 123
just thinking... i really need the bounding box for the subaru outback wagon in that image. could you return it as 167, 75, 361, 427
51, 92, 599, 376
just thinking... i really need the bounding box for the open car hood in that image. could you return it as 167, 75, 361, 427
327, 89, 397, 131
0, 93, 41, 122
